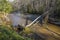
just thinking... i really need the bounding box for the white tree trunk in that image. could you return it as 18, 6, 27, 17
26, 7, 53, 27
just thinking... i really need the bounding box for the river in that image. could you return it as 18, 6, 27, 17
8, 11, 39, 27
8, 11, 60, 26
8, 11, 60, 40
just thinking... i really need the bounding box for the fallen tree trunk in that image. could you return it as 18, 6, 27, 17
26, 7, 54, 27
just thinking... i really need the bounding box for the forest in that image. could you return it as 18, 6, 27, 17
0, 0, 60, 40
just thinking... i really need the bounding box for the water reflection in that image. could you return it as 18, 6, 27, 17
8, 12, 39, 27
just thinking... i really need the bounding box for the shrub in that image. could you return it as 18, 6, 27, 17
0, 25, 32, 40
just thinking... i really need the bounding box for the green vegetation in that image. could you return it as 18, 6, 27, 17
0, 25, 32, 40
23, 27, 32, 34
0, 0, 13, 26
0, 0, 13, 13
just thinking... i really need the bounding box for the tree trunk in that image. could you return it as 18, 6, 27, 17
26, 7, 53, 27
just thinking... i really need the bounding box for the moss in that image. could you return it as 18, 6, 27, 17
23, 27, 32, 34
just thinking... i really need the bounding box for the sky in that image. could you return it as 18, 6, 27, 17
7, 0, 14, 2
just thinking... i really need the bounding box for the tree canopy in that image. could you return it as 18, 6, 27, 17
0, 0, 13, 13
